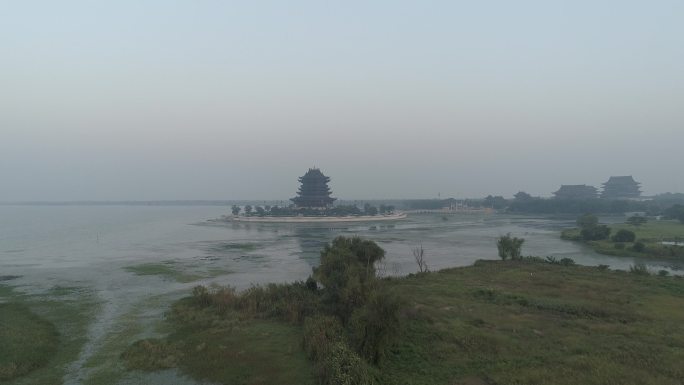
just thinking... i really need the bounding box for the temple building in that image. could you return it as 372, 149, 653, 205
553, 185, 599, 200
291, 168, 336, 208
601, 176, 641, 199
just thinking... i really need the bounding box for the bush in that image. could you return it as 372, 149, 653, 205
192, 285, 211, 307
237, 282, 319, 323
580, 225, 611, 241
349, 288, 403, 364
597, 264, 610, 270
577, 213, 599, 229
302, 315, 344, 362
629, 263, 649, 275
632, 241, 646, 252
559, 258, 575, 266
497, 233, 525, 260
314, 236, 385, 323
614, 242, 626, 249
612, 229, 636, 243
322, 342, 372, 385
658, 270, 670, 276
627, 216, 647, 226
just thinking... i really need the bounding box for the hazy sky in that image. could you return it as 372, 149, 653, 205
2, 1, 683, 201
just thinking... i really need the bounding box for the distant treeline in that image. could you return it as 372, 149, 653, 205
401, 193, 684, 215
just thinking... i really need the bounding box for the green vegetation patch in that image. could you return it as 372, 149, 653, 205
209, 242, 260, 252
563, 219, 684, 259
380, 260, 684, 385
0, 303, 59, 381
122, 300, 316, 385
124, 262, 201, 283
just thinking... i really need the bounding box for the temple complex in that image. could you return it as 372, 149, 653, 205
601, 176, 641, 199
291, 168, 336, 208
553, 185, 599, 200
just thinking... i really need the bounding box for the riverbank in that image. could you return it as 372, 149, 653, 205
228, 212, 407, 223
561, 220, 684, 260
122, 259, 684, 385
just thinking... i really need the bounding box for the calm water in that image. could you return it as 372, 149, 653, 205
1, 205, 682, 384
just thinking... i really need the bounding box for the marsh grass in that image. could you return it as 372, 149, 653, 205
0, 303, 58, 381
124, 260, 684, 385
0, 286, 98, 385
124, 262, 201, 283
562, 220, 684, 259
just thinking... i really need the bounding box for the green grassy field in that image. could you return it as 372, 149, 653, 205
125, 261, 684, 385
0, 284, 97, 385
0, 303, 58, 381
562, 220, 684, 259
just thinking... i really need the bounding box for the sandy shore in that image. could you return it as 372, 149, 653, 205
230, 212, 407, 223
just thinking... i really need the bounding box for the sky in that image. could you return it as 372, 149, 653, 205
1, 1, 683, 201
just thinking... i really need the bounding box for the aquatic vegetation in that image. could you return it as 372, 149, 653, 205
124, 262, 201, 283
0, 303, 58, 381
0, 285, 98, 385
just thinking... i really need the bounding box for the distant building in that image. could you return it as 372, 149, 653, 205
291, 168, 336, 208
601, 176, 641, 199
553, 185, 599, 200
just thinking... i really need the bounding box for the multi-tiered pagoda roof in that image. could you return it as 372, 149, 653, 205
291, 168, 336, 208
601, 176, 641, 199
553, 184, 599, 200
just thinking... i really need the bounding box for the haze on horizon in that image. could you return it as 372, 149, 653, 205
1, 1, 683, 202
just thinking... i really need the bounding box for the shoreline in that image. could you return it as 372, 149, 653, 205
229, 212, 407, 223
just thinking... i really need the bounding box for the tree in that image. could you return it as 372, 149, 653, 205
577, 213, 599, 229
612, 229, 636, 243
255, 206, 265, 216
484, 195, 508, 209
497, 233, 525, 260
244, 205, 253, 216
231, 205, 241, 216
580, 225, 611, 241
665, 204, 684, 224
314, 236, 385, 323
365, 205, 378, 216
412, 245, 428, 273
626, 216, 647, 226
514, 191, 532, 201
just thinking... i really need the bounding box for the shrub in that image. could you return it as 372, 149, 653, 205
192, 285, 211, 307
559, 258, 575, 266
629, 263, 649, 275
497, 233, 525, 260
632, 241, 646, 252
314, 237, 385, 323
322, 342, 372, 385
349, 287, 403, 364
597, 264, 610, 270
614, 242, 626, 249
237, 282, 319, 323
658, 270, 670, 276
302, 315, 344, 362
627, 216, 647, 226
580, 225, 611, 241
577, 213, 599, 229
612, 229, 636, 243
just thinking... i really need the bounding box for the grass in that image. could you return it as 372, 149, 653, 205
122, 298, 316, 385
379, 260, 684, 385
123, 261, 684, 385
0, 303, 59, 381
124, 262, 234, 283
562, 220, 684, 259
124, 262, 201, 283
0, 285, 98, 385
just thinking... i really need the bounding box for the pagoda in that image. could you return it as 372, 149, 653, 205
601, 176, 641, 199
553, 185, 599, 200
291, 168, 336, 208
